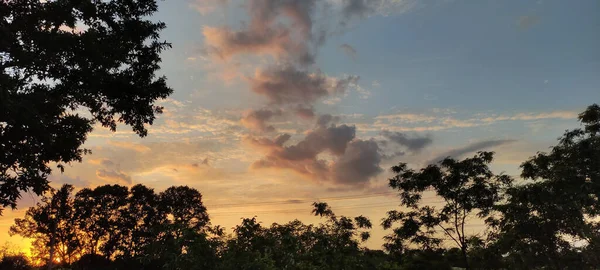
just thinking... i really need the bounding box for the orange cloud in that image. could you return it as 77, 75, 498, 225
108, 141, 151, 153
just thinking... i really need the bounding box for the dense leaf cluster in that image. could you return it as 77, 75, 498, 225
0, 0, 173, 214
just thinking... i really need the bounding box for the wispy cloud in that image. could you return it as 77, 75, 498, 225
427, 139, 516, 164
190, 0, 228, 15
372, 110, 578, 132
339, 43, 357, 60
96, 169, 133, 185
108, 141, 151, 153
380, 130, 432, 152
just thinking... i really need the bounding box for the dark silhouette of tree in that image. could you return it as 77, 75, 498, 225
141, 186, 214, 269
158, 186, 210, 233
9, 184, 80, 266
73, 185, 129, 259
383, 152, 513, 270
0, 254, 31, 270
220, 203, 375, 270
0, 0, 173, 214
489, 104, 600, 269
119, 184, 161, 259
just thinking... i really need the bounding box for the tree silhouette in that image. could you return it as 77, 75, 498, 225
383, 152, 513, 270
120, 184, 161, 259
73, 185, 129, 258
10, 184, 80, 266
489, 104, 600, 269
0, 0, 172, 214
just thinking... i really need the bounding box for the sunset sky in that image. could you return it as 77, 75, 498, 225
2, 0, 599, 251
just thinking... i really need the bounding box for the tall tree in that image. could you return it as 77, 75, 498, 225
10, 184, 81, 266
143, 186, 212, 267
383, 152, 513, 270
0, 0, 173, 214
489, 104, 600, 269
158, 186, 210, 233
73, 184, 129, 258
119, 184, 161, 259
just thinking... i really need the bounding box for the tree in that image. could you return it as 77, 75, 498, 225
383, 152, 513, 270
219, 203, 374, 270
0, 0, 173, 214
119, 184, 161, 259
309, 202, 373, 269
0, 254, 32, 270
158, 186, 210, 233
143, 186, 213, 268
73, 184, 129, 258
10, 184, 81, 266
489, 104, 600, 269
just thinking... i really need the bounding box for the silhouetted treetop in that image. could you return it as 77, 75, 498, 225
0, 0, 172, 213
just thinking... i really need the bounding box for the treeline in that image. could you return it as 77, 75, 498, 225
2, 104, 599, 270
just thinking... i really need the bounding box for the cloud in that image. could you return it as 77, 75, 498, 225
250, 65, 359, 105
480, 111, 577, 123
340, 0, 377, 19
49, 174, 91, 188
247, 123, 384, 185
317, 114, 341, 127
353, 84, 371, 99
108, 141, 151, 153
295, 106, 316, 119
201, 158, 210, 165
241, 108, 282, 132
337, 0, 419, 24
375, 113, 437, 123
190, 0, 228, 15
517, 15, 540, 30
427, 139, 516, 164
339, 43, 357, 60
380, 130, 432, 152
246, 124, 355, 163
96, 169, 132, 185
372, 110, 579, 132
330, 139, 383, 185
201, 0, 319, 65
87, 158, 115, 167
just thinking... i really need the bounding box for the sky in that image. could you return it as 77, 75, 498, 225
1, 0, 599, 252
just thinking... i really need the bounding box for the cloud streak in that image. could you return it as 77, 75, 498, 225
373, 110, 579, 132
380, 130, 432, 152
96, 169, 133, 185
427, 139, 516, 164
339, 43, 357, 60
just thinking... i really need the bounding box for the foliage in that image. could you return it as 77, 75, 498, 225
383, 151, 512, 269
0, 0, 173, 214
10, 184, 80, 266
488, 104, 600, 269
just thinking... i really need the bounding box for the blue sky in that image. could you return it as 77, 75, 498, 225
2, 0, 599, 251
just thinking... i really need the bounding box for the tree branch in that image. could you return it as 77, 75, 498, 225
437, 223, 461, 248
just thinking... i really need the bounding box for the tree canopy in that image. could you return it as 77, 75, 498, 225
0, 0, 172, 214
